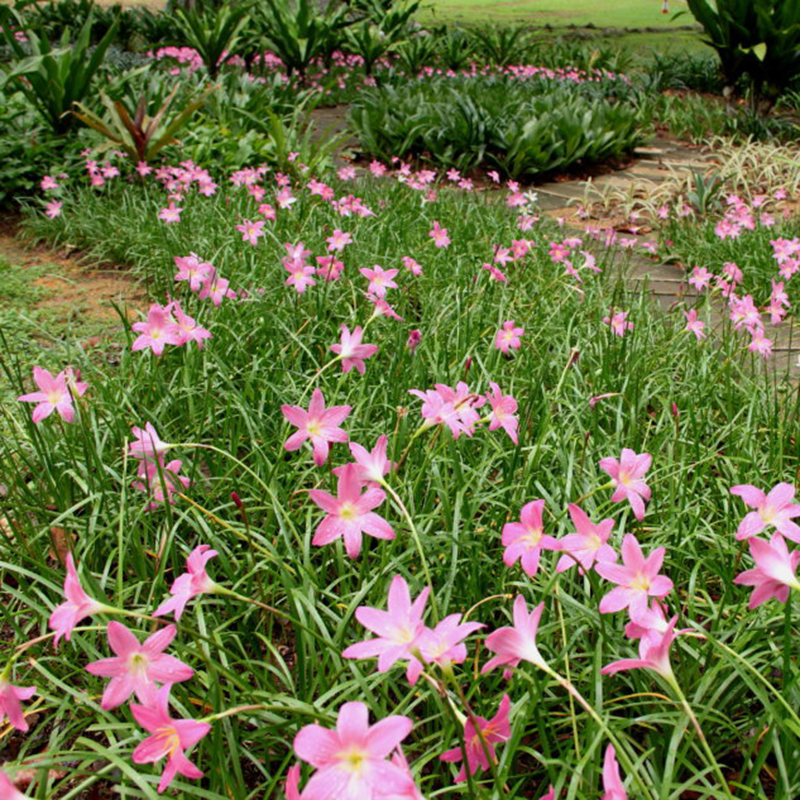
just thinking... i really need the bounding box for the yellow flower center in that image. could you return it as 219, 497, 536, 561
339, 503, 358, 521
337, 746, 368, 775
631, 575, 650, 592
47, 391, 64, 406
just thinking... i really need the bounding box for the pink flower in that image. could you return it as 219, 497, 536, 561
599, 448, 652, 521
603, 310, 633, 337
294, 701, 414, 799
326, 229, 352, 252
282, 388, 351, 466
683, 309, 706, 340
501, 500, 558, 577
734, 532, 800, 608
601, 616, 679, 680
157, 201, 182, 224
172, 303, 212, 349
45, 200, 62, 219
596, 534, 674, 620
131, 684, 211, 793
18, 366, 87, 424
407, 329, 421, 352
360, 265, 398, 298
174, 254, 213, 292
748, 329, 773, 358
402, 256, 423, 277
236, 219, 265, 246
40, 174, 59, 190
316, 255, 344, 281
602, 745, 628, 800
486, 382, 519, 444
440, 694, 510, 783
330, 325, 378, 375
285, 258, 317, 294
730, 482, 800, 542
342, 575, 430, 682
86, 622, 193, 709
131, 304, 181, 356
482, 597, 547, 675
132, 457, 190, 511
482, 262, 508, 282
49, 553, 110, 646
429, 221, 450, 248
128, 422, 170, 460
556, 504, 618, 573
309, 464, 395, 559
153, 545, 219, 620
333, 435, 394, 485
495, 321, 524, 354
417, 614, 483, 673
0, 770, 27, 800
0, 680, 36, 732
199, 272, 236, 306
284, 763, 301, 800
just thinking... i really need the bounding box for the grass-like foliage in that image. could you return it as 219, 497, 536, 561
2, 154, 800, 799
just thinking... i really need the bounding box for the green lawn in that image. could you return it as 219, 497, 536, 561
420, 0, 694, 28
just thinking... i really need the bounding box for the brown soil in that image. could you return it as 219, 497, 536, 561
0, 214, 143, 331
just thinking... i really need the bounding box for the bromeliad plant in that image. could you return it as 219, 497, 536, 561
72, 84, 216, 164
0, 6, 119, 134
683, 0, 800, 108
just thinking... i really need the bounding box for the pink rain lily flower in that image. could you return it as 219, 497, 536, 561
501, 499, 558, 577
360, 265, 398, 298
495, 321, 524, 354
128, 422, 170, 460
309, 464, 395, 559
157, 201, 182, 224
172, 304, 212, 349
18, 366, 87, 424
596, 534, 673, 621
440, 694, 510, 783
153, 545, 219, 621
174, 254, 213, 292
0, 769, 27, 800
236, 219, 265, 246
602, 745, 628, 800
330, 325, 379, 375
326, 229, 352, 252
49, 553, 111, 646
417, 614, 484, 674
294, 701, 414, 800
734, 532, 800, 608
603, 310, 633, 337
402, 256, 423, 277
599, 448, 652, 521
132, 304, 181, 356
132, 457, 190, 511
45, 200, 62, 219
683, 309, 706, 340
285, 259, 317, 294
429, 221, 450, 248
332, 435, 394, 486
601, 616, 679, 680
282, 388, 351, 466
86, 622, 193, 709
198, 272, 236, 306
0, 680, 36, 732
342, 575, 430, 683
730, 482, 800, 542
482, 597, 548, 676
555, 504, 618, 574
131, 684, 211, 793
486, 382, 519, 444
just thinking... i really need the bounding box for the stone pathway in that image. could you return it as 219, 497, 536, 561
535, 137, 800, 376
